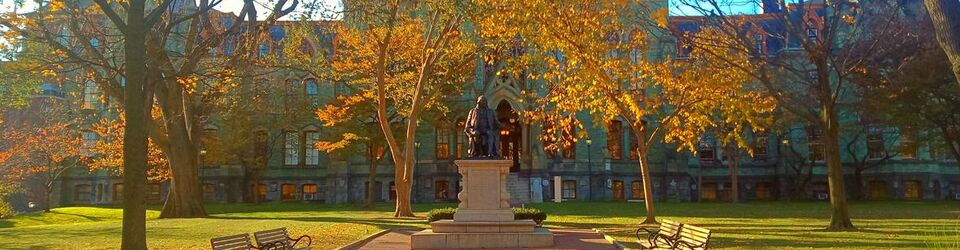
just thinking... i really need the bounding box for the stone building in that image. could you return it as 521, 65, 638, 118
6, 1, 958, 211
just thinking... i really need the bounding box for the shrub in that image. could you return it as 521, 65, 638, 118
426, 207, 548, 226
426, 207, 457, 222
0, 187, 13, 219
512, 207, 547, 226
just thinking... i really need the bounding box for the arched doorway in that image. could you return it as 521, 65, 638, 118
496, 100, 521, 172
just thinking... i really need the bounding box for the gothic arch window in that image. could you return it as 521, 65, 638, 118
304, 78, 319, 98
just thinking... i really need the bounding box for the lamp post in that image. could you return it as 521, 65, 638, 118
415, 140, 421, 203
586, 138, 592, 200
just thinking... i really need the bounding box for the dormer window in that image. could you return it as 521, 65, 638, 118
805, 20, 818, 39
806, 28, 818, 39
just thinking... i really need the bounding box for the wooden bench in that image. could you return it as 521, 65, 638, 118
253, 227, 312, 250
211, 233, 284, 250
675, 223, 711, 250
636, 219, 683, 249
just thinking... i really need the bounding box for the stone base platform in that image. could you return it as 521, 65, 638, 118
410, 227, 554, 249
431, 219, 536, 233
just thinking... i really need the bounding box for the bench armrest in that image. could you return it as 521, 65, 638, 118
677, 240, 707, 250
254, 241, 287, 250
288, 235, 312, 248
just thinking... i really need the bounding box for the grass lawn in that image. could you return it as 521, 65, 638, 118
0, 201, 957, 249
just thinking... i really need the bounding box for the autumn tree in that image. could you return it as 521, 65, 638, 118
315, 94, 398, 208
2, 0, 304, 220
675, 0, 911, 231
286, 0, 475, 217
0, 102, 87, 212
476, 0, 774, 224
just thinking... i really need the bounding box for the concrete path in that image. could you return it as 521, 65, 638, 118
343, 228, 618, 250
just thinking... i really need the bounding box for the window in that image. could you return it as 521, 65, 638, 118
304, 78, 319, 98
284, 131, 300, 165
903, 181, 921, 200
607, 121, 623, 160
74, 184, 91, 203
82, 130, 98, 155
147, 184, 162, 201
258, 42, 270, 58
807, 126, 825, 162
436, 124, 451, 160
701, 182, 718, 200
562, 180, 577, 199
113, 183, 124, 202
305, 131, 320, 166
302, 184, 318, 195
755, 182, 772, 200
806, 20, 818, 39
456, 119, 467, 159
900, 128, 917, 159
281, 184, 297, 201
631, 181, 644, 200
806, 28, 818, 39
83, 81, 100, 109
41, 82, 63, 97
284, 79, 298, 106
753, 133, 768, 160
435, 180, 450, 200
612, 180, 624, 200
867, 126, 886, 159
253, 183, 267, 201
202, 184, 216, 201
698, 136, 716, 161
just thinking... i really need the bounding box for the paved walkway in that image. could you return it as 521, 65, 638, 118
343, 228, 618, 250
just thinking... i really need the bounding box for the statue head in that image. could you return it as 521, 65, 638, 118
475, 96, 487, 109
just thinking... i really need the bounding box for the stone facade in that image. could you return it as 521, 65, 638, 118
7, 1, 960, 211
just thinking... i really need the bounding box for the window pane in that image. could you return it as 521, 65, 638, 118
305, 132, 320, 166
285, 131, 300, 165
305, 79, 319, 97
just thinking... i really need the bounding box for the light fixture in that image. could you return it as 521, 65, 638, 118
586, 139, 592, 145
415, 141, 421, 148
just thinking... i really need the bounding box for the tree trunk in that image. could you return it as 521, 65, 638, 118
730, 159, 739, 203
924, 0, 960, 87
636, 144, 657, 225
159, 134, 206, 218
365, 153, 380, 208
157, 85, 206, 218
44, 184, 52, 212
121, 1, 150, 249
853, 168, 865, 200
822, 109, 856, 231
393, 172, 415, 217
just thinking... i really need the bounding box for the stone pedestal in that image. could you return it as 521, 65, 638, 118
410, 160, 554, 249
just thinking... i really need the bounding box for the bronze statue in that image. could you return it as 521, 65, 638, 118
464, 96, 501, 159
